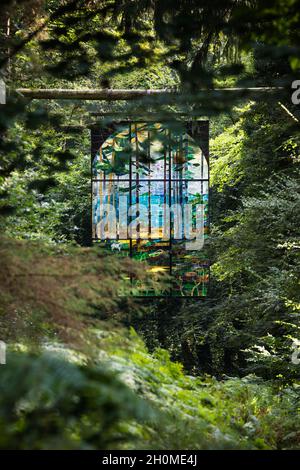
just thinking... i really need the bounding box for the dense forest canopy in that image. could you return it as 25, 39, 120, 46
0, 0, 299, 451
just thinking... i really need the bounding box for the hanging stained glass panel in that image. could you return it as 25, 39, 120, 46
91, 121, 209, 297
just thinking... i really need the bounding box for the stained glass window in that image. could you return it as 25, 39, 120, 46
91, 121, 209, 297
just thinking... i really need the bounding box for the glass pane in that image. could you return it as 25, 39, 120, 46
171, 241, 209, 297
92, 122, 208, 182
132, 240, 170, 296
92, 180, 130, 240
170, 180, 208, 241
129, 180, 170, 240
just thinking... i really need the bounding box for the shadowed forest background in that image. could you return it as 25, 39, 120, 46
0, 0, 300, 450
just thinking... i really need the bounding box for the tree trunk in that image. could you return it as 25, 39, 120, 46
15, 87, 284, 101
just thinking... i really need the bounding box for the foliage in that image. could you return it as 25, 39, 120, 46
0, 236, 166, 346
1, 137, 91, 245
103, 328, 300, 449
0, 351, 151, 450
133, 100, 300, 382
211, 174, 300, 381
1, 0, 300, 452
1, 332, 299, 450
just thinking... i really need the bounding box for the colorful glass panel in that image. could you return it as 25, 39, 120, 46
92, 122, 209, 297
